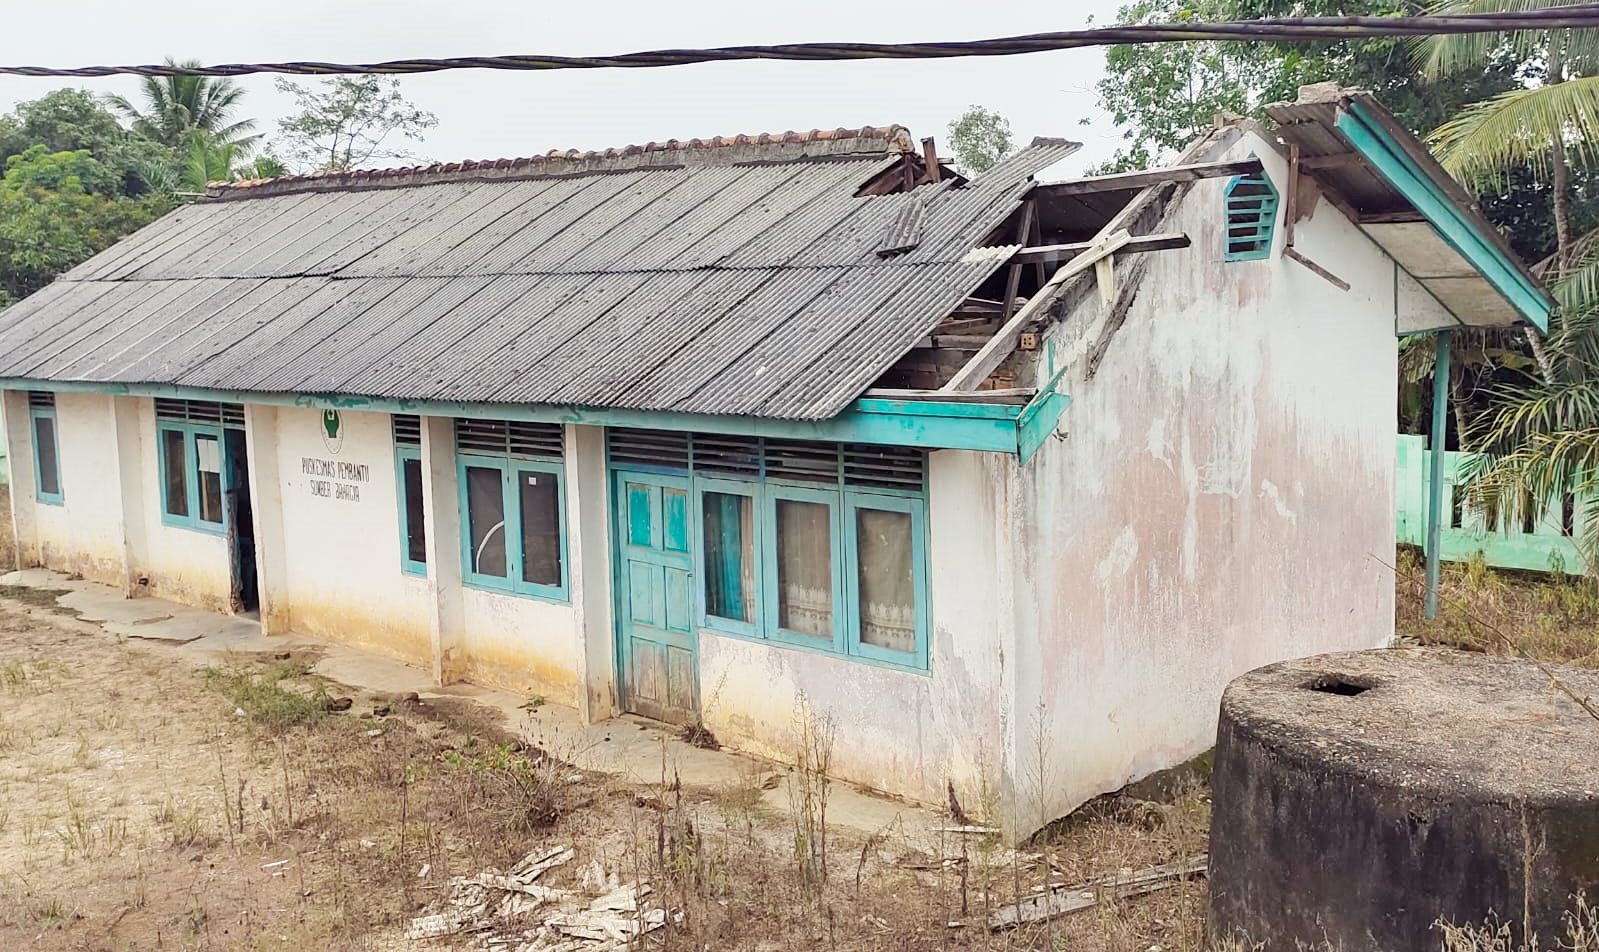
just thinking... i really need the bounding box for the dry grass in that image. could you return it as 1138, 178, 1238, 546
1439, 893, 1599, 952
0, 586, 1218, 952
1395, 546, 1599, 667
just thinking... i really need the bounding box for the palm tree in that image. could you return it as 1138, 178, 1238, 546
107, 58, 258, 153
1419, 3, 1599, 564
1422, 0, 1599, 277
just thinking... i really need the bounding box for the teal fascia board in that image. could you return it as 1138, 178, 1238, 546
1017, 390, 1070, 464
0, 379, 1023, 454
1336, 103, 1551, 333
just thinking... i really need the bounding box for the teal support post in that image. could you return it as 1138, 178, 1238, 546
1425, 330, 1452, 619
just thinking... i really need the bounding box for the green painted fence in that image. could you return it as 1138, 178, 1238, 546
1396, 434, 1584, 572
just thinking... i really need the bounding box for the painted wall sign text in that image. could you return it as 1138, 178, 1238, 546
302, 456, 370, 502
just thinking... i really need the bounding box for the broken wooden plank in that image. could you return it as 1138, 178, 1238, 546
862, 387, 1035, 403
944, 229, 1132, 392
1012, 232, 1190, 266
1358, 208, 1428, 224
1036, 158, 1262, 196
1000, 200, 1038, 321
1284, 246, 1352, 291
988, 855, 1208, 931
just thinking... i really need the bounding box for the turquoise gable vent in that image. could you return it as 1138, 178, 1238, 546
1224, 171, 1279, 261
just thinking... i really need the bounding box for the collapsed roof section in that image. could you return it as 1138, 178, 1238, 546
873, 83, 1553, 410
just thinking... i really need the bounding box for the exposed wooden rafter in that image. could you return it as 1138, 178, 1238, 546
1012, 233, 1190, 265
941, 127, 1238, 393
1034, 157, 1263, 197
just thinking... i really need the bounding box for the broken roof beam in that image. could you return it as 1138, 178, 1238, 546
943, 230, 1133, 392
1013, 232, 1190, 265
1036, 158, 1263, 196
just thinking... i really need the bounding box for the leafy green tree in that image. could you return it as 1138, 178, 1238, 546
1095, 0, 1270, 171
106, 59, 258, 152
0, 88, 178, 198
0, 147, 168, 301
947, 106, 1014, 174
274, 77, 437, 173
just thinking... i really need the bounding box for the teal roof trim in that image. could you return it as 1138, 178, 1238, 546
1335, 102, 1551, 333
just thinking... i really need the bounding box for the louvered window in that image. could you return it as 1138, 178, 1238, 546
605, 432, 927, 491
393, 414, 421, 446
455, 419, 567, 602
608, 428, 690, 471
155, 398, 244, 429
1224, 171, 1279, 261
455, 419, 563, 459
27, 391, 54, 410
606, 428, 929, 670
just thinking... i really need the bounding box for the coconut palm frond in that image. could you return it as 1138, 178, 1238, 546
1553, 252, 1599, 313
107, 57, 255, 151
1421, 0, 1599, 77
1471, 375, 1599, 456
1430, 77, 1599, 183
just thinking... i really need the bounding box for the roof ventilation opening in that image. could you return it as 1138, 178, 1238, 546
1224, 171, 1279, 261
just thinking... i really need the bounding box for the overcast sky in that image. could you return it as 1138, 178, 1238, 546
0, 0, 1133, 176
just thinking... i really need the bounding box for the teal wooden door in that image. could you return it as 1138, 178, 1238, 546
614, 471, 698, 725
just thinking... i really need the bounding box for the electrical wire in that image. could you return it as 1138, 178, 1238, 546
3, 7, 1599, 79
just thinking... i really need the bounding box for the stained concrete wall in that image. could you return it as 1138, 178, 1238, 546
0, 393, 233, 609
126, 398, 233, 612
25, 392, 126, 585
268, 407, 433, 666
697, 449, 1016, 807
1008, 128, 1398, 827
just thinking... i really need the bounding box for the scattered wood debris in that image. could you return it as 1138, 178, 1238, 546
987, 854, 1208, 931
405, 844, 680, 951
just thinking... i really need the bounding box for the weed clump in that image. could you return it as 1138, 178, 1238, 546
202, 659, 329, 730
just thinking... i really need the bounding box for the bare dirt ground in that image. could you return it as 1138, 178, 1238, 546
0, 494, 1210, 952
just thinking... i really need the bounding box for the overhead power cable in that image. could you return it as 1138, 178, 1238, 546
3, 7, 1599, 79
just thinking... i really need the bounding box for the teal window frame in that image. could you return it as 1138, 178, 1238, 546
457, 452, 569, 603
395, 444, 427, 577
1223, 170, 1279, 262
158, 421, 227, 535
30, 403, 63, 506
761, 482, 847, 654
694, 476, 762, 638
684, 474, 931, 674
843, 493, 930, 670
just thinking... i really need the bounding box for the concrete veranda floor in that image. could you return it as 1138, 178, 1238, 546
0, 567, 936, 835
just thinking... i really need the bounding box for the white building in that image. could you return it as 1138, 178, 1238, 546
0, 86, 1549, 829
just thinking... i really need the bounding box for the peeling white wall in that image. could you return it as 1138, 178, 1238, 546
1011, 130, 1398, 825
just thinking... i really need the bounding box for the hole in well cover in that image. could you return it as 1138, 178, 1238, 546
1301, 675, 1373, 697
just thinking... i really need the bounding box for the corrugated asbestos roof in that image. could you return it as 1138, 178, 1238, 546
0, 127, 1077, 420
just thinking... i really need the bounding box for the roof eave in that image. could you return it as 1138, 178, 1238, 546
1333, 97, 1553, 333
